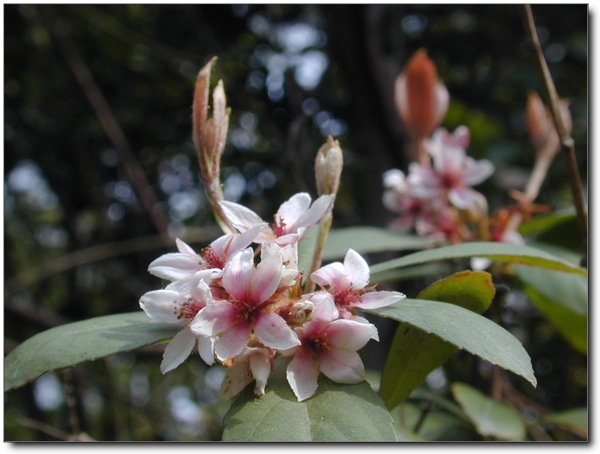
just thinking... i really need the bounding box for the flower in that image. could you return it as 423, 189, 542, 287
394, 50, 449, 143
219, 192, 335, 246
382, 169, 427, 232
139, 270, 216, 373
283, 297, 377, 402
190, 246, 300, 361
309, 248, 405, 318
409, 127, 495, 210
219, 346, 274, 399
147, 224, 266, 282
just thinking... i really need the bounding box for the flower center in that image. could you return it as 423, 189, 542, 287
272, 215, 287, 237
175, 300, 204, 320
439, 172, 461, 190
236, 300, 258, 322
333, 286, 362, 309
306, 333, 330, 353
202, 246, 225, 269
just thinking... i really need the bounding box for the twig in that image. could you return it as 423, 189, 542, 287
521, 5, 588, 265
38, 6, 171, 240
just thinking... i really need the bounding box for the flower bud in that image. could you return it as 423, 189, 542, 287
394, 49, 449, 142
315, 135, 343, 196
526, 91, 572, 155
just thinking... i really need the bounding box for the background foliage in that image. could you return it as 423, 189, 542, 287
4, 4, 587, 441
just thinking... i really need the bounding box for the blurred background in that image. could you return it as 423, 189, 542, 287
4, 4, 588, 441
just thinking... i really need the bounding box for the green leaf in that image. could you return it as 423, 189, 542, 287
369, 242, 587, 283
222, 358, 397, 442
524, 285, 587, 354
367, 299, 537, 388
519, 210, 583, 251
451, 382, 526, 440
379, 271, 496, 409
4, 312, 178, 392
540, 408, 588, 435
322, 227, 430, 260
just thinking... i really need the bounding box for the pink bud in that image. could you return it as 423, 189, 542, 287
526, 91, 572, 154
394, 50, 449, 142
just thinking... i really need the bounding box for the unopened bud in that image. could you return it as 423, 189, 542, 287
526, 91, 572, 155
315, 136, 343, 196
394, 49, 449, 142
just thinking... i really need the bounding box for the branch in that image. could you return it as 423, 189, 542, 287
521, 5, 588, 266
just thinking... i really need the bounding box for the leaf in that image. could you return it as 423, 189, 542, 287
369, 242, 587, 283
367, 299, 537, 388
451, 382, 526, 441
4, 312, 178, 392
540, 408, 588, 436
222, 358, 397, 442
322, 227, 430, 260
515, 264, 588, 316
519, 209, 582, 251
379, 271, 496, 409
524, 285, 587, 354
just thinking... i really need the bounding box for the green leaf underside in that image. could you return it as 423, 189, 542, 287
4, 312, 177, 392
222, 358, 397, 442
515, 263, 588, 316
524, 285, 588, 354
367, 299, 537, 388
379, 271, 496, 409
451, 382, 526, 441
369, 242, 587, 283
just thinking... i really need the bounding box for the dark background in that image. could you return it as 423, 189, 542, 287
4, 4, 588, 441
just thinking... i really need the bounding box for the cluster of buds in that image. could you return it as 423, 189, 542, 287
140, 58, 405, 402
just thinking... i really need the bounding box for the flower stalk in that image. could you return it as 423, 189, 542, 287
306, 136, 343, 293
193, 57, 235, 234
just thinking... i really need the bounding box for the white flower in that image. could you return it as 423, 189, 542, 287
219, 192, 334, 246
139, 270, 217, 373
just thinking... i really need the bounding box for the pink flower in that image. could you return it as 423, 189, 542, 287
409, 127, 494, 209
219, 346, 274, 399
190, 246, 300, 361
309, 249, 405, 317
219, 192, 335, 246
148, 224, 266, 282
139, 270, 216, 373
283, 297, 377, 401
382, 169, 428, 232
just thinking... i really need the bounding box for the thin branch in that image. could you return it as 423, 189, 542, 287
38, 6, 171, 240
521, 4, 588, 265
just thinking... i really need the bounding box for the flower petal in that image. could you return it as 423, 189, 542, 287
320, 349, 365, 384
148, 252, 202, 281
343, 249, 370, 290
190, 302, 238, 337
197, 335, 215, 366
248, 349, 273, 396
326, 319, 375, 351
286, 351, 320, 402
219, 200, 266, 232
462, 159, 495, 186
254, 312, 300, 350
220, 361, 253, 400
310, 262, 349, 292
139, 290, 185, 324
215, 323, 251, 361
249, 245, 282, 303
160, 328, 196, 374
277, 192, 312, 228
293, 194, 334, 230
354, 290, 405, 310
222, 248, 255, 301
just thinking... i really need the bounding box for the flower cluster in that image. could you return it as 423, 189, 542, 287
383, 126, 497, 243
140, 192, 405, 402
